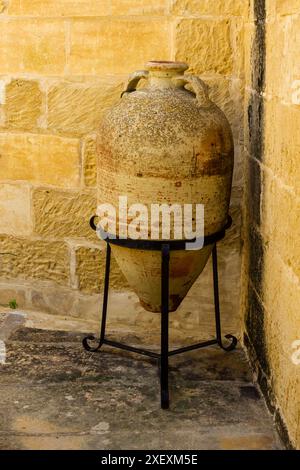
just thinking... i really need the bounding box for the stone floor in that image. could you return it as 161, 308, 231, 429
0, 309, 282, 450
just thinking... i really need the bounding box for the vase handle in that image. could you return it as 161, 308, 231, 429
173, 75, 211, 107
121, 70, 149, 97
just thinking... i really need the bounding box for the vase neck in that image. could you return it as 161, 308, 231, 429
145, 61, 188, 90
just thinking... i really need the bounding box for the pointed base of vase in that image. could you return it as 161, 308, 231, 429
111, 244, 213, 313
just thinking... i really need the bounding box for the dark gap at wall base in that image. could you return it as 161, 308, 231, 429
245, 284, 269, 375
244, 332, 295, 450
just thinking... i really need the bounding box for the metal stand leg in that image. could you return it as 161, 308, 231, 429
99, 243, 111, 344
160, 243, 170, 409
82, 243, 111, 352
212, 244, 237, 352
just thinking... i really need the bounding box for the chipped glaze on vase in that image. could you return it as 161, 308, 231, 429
97, 61, 234, 312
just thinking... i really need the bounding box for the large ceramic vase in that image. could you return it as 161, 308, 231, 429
97, 61, 234, 312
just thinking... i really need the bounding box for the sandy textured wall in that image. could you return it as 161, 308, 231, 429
243, 0, 300, 449
0, 1, 246, 340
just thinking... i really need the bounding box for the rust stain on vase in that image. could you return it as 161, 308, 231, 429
97, 61, 234, 312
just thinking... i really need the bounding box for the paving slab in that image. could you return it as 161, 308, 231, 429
0, 315, 282, 450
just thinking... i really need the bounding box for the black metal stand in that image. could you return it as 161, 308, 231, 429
83, 217, 237, 409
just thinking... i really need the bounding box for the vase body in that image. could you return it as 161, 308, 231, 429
96, 61, 234, 312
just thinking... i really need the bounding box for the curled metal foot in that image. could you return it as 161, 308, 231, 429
218, 334, 238, 352
82, 335, 102, 352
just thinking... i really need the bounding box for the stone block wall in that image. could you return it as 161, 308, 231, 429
242, 0, 300, 449
0, 1, 246, 338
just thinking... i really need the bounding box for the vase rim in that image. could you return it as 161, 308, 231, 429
145, 61, 189, 73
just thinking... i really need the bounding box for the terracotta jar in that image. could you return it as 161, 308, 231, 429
97, 61, 234, 312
